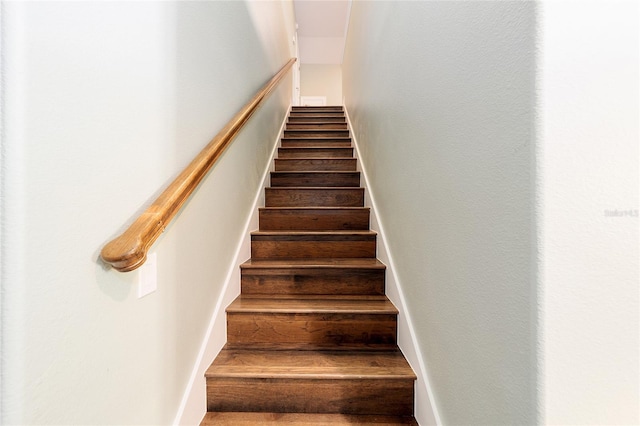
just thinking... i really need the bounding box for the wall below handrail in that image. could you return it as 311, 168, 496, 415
100, 58, 296, 272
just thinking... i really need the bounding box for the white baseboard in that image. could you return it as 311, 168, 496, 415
172, 107, 289, 426
343, 104, 442, 426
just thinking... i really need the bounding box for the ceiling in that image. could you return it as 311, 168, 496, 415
293, 0, 352, 64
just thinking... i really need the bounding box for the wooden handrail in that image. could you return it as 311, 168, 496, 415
101, 58, 296, 272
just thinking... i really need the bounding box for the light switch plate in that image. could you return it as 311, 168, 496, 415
138, 252, 157, 298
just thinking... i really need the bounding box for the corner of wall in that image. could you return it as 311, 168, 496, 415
344, 104, 441, 426
172, 106, 290, 425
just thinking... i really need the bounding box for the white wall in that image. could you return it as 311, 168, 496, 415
0, 1, 293, 424
300, 64, 342, 105
538, 1, 639, 424
343, 2, 537, 424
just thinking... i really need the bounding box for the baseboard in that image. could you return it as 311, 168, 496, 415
172, 106, 290, 426
343, 104, 442, 426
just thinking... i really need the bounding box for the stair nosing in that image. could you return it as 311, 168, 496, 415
251, 230, 376, 236
200, 412, 418, 425
282, 136, 351, 139
240, 258, 386, 270
226, 296, 397, 315
259, 207, 369, 210
271, 171, 359, 174
265, 186, 364, 190
206, 349, 414, 380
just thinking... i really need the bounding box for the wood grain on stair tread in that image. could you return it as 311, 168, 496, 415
240, 258, 385, 269
284, 131, 350, 138
292, 106, 343, 110
281, 138, 352, 148
290, 112, 343, 116
259, 207, 369, 231
207, 378, 413, 415
251, 232, 376, 258
281, 141, 353, 149
251, 230, 376, 238
278, 147, 354, 158
286, 123, 348, 130
226, 317, 397, 350
288, 116, 346, 122
240, 259, 386, 296
201, 412, 418, 425
226, 296, 397, 314
270, 171, 360, 187
275, 158, 357, 171
206, 349, 415, 379
265, 187, 365, 207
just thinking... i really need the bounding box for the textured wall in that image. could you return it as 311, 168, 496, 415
538, 2, 639, 423
343, 2, 538, 424
0, 1, 293, 424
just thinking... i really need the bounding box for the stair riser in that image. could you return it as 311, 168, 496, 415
271, 172, 360, 187
251, 239, 376, 259
288, 117, 346, 123
285, 130, 350, 138
207, 378, 413, 415
275, 159, 357, 172
292, 106, 343, 112
241, 269, 385, 296
286, 123, 348, 130
202, 412, 418, 425
227, 313, 397, 349
289, 112, 345, 118
278, 148, 354, 158
281, 140, 352, 148
265, 188, 364, 207
259, 209, 369, 231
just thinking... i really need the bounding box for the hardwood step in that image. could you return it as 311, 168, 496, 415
286, 123, 348, 130
265, 188, 364, 207
281, 138, 352, 148
292, 106, 343, 112
240, 258, 385, 297
278, 147, 354, 159
289, 112, 345, 118
284, 130, 350, 138
271, 172, 360, 187
274, 158, 357, 172
226, 297, 398, 350
251, 231, 376, 259
259, 207, 369, 231
288, 116, 346, 123
201, 412, 418, 425
206, 349, 413, 414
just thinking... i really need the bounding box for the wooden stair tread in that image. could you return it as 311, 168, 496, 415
259, 207, 368, 211
287, 118, 347, 124
282, 136, 351, 140
259, 207, 369, 231
271, 171, 360, 187
206, 349, 415, 379
274, 159, 357, 171
265, 187, 365, 208
271, 171, 359, 175
274, 157, 356, 160
241, 258, 385, 269
251, 230, 376, 237
227, 296, 398, 314
201, 412, 417, 425
287, 120, 347, 123
278, 147, 353, 151
266, 186, 362, 189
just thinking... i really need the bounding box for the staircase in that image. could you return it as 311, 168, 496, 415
201, 106, 418, 425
